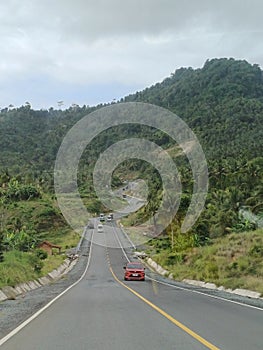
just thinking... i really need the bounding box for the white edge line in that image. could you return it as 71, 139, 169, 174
112, 224, 130, 262
116, 223, 263, 312
0, 229, 94, 347
146, 275, 263, 312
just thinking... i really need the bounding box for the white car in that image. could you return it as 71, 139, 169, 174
97, 223, 103, 233
99, 213, 105, 222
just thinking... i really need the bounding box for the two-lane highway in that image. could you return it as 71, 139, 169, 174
107, 222, 263, 350
0, 221, 262, 349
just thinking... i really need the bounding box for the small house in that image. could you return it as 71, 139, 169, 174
38, 241, 62, 255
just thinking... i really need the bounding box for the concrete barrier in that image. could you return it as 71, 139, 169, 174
1, 286, 18, 300
204, 282, 217, 290
0, 290, 8, 302
182, 279, 206, 287
38, 276, 52, 286
0, 256, 79, 303
17, 283, 31, 293
232, 288, 261, 299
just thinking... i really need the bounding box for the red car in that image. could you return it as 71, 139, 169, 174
123, 262, 145, 281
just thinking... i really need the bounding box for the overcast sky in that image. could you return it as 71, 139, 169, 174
1, 0, 262, 109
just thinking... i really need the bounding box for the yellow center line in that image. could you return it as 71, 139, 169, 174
109, 264, 220, 350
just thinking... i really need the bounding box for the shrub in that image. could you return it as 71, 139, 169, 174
248, 244, 263, 258
28, 254, 44, 273
35, 249, 48, 260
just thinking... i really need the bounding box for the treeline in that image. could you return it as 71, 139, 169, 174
122, 58, 263, 241
0, 58, 262, 261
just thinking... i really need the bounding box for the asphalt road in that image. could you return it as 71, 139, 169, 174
1, 222, 262, 349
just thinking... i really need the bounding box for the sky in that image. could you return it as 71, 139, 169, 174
0, 0, 263, 110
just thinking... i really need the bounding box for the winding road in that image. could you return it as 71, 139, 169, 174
0, 220, 262, 349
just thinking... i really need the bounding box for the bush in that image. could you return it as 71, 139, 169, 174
248, 244, 263, 258
35, 249, 48, 260
28, 254, 44, 273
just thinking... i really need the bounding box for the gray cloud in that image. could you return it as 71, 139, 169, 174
0, 0, 262, 108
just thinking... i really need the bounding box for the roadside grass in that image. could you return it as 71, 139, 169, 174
0, 195, 80, 289
0, 227, 79, 288
40, 254, 65, 276
147, 228, 263, 295
0, 251, 38, 288
44, 227, 80, 250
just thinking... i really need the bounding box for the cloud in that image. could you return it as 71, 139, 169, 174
0, 0, 262, 108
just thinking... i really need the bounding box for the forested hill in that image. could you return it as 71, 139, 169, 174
124, 58, 263, 161
0, 58, 262, 234
0, 104, 97, 174
1, 58, 262, 291
0, 58, 262, 170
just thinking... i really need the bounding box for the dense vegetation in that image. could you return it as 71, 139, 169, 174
0, 57, 262, 290
0, 173, 79, 287
123, 58, 262, 235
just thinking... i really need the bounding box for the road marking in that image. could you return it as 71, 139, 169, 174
107, 228, 219, 349
146, 276, 263, 312
109, 225, 221, 348
0, 229, 94, 347
112, 224, 131, 262
109, 266, 220, 350
114, 221, 263, 312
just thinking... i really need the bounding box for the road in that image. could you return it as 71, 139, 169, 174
0, 222, 262, 349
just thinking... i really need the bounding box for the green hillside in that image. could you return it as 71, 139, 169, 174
0, 57, 262, 290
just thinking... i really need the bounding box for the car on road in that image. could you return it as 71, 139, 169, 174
99, 213, 105, 222
123, 262, 145, 281
106, 215, 112, 222
97, 223, 103, 233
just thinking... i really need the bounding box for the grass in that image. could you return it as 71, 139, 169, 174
41, 254, 65, 276
0, 195, 80, 289
0, 228, 79, 288
0, 251, 38, 288
0, 226, 79, 289
147, 228, 263, 295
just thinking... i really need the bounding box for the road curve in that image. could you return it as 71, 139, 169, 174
0, 222, 262, 349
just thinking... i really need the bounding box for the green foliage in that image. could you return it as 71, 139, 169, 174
1, 59, 262, 240
122, 58, 263, 238
150, 229, 263, 294
248, 244, 263, 258
0, 250, 41, 286
35, 248, 48, 260
0, 57, 262, 291
0, 178, 41, 202
3, 229, 38, 252
28, 253, 44, 273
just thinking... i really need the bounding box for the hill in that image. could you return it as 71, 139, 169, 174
0, 58, 262, 289
124, 58, 263, 161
